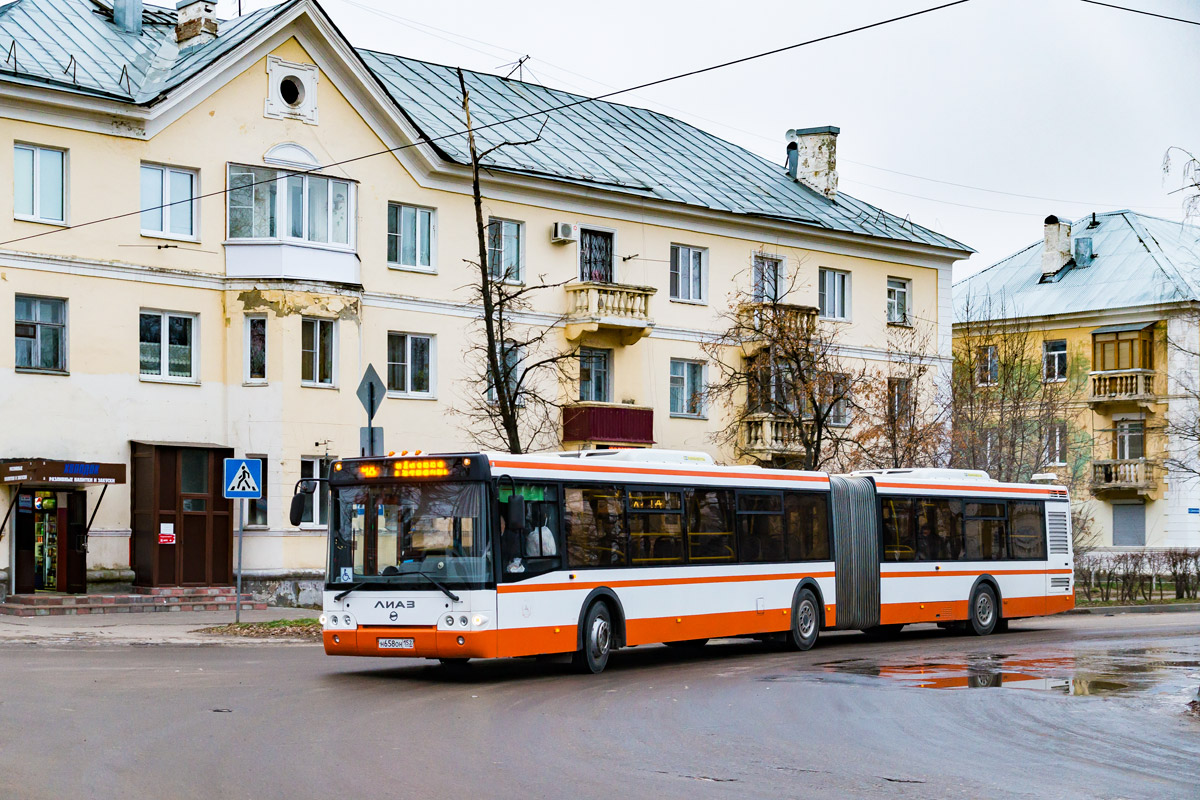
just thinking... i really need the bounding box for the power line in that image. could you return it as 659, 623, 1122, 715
1079, 0, 1200, 26
0, 0, 974, 248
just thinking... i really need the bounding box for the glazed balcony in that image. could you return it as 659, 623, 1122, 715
1091, 458, 1155, 496
562, 403, 654, 447
1088, 369, 1158, 408
563, 282, 656, 345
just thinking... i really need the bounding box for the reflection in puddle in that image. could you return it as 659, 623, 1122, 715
813, 648, 1200, 698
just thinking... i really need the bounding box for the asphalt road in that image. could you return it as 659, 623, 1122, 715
1, 613, 1198, 800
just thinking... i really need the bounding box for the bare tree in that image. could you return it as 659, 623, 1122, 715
1161, 310, 1200, 479
847, 322, 950, 470
454, 68, 576, 453
1162, 146, 1200, 221
704, 266, 869, 471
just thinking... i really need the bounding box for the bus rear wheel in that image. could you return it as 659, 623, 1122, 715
573, 601, 614, 674
785, 588, 820, 651
968, 584, 999, 636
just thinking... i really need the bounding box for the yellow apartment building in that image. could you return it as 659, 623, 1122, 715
954, 212, 1200, 549
0, 0, 969, 601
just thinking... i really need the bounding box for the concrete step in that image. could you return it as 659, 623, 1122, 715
0, 600, 269, 617
132, 586, 240, 597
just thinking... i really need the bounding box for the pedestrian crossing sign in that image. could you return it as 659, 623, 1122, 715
223, 458, 262, 500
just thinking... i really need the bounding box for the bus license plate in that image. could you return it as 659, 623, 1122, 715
378, 638, 415, 650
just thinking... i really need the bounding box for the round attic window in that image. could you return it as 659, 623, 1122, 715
279, 76, 304, 107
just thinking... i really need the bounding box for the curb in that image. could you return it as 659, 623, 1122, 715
1066, 602, 1200, 615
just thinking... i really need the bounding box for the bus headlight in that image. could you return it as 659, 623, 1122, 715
459, 615, 469, 627
319, 614, 327, 626
472, 615, 488, 627
445, 615, 455, 627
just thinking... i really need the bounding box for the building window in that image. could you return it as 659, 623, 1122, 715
580, 229, 614, 283
301, 318, 336, 386
1043, 339, 1067, 382
579, 348, 611, 403
886, 278, 910, 325
669, 359, 705, 417
14, 144, 65, 224
818, 268, 849, 320
140, 164, 197, 238
487, 218, 522, 282
387, 203, 434, 270
387, 332, 433, 396
245, 316, 267, 383
1044, 421, 1067, 466
139, 311, 196, 380
976, 345, 998, 386
228, 165, 352, 247
299, 457, 332, 526
752, 255, 782, 303
670, 245, 706, 302
246, 456, 269, 526
888, 377, 913, 426
827, 373, 851, 426
1115, 420, 1144, 460
15, 295, 66, 372
1093, 328, 1153, 372
486, 340, 522, 404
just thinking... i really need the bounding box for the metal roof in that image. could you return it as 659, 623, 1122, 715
953, 211, 1200, 323
0, 0, 971, 253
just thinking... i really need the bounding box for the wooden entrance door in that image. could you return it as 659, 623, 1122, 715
63, 490, 87, 593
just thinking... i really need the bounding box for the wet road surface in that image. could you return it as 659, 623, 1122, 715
1, 612, 1198, 800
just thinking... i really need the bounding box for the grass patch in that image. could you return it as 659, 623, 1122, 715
1075, 596, 1199, 608
199, 619, 322, 640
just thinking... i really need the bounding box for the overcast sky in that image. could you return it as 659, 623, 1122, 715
215, 0, 1199, 279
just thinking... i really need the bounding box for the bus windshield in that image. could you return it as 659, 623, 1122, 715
330, 482, 491, 588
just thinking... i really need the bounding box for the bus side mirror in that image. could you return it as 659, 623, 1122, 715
289, 493, 308, 527
504, 496, 526, 533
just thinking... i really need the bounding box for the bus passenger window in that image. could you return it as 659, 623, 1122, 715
498, 484, 560, 559
1008, 501, 1046, 559
881, 498, 916, 561
685, 489, 736, 563
627, 490, 683, 566
964, 502, 1007, 560
916, 499, 963, 561
784, 492, 830, 561
565, 485, 626, 568
737, 493, 785, 563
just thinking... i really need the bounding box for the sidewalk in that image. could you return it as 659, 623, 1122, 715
1066, 602, 1200, 615
0, 605, 317, 646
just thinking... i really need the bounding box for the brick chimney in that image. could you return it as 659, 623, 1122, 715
1041, 215, 1073, 275
176, 0, 218, 49
114, 0, 143, 35
786, 126, 839, 199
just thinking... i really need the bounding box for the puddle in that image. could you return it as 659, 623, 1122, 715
809, 647, 1200, 698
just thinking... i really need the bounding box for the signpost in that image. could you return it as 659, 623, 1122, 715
223, 458, 263, 624
357, 364, 386, 456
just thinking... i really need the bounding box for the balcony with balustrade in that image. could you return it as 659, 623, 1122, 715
1091, 458, 1155, 496
739, 413, 806, 461
1088, 369, 1158, 408
563, 282, 656, 345
735, 302, 819, 357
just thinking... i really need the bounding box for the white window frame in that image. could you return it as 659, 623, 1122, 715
139, 309, 199, 384
487, 217, 525, 284
578, 347, 612, 403
828, 372, 852, 427
577, 226, 617, 283
1043, 339, 1067, 383
140, 163, 199, 241
670, 244, 708, 304
818, 267, 851, 320
299, 457, 333, 529
486, 340, 524, 405
388, 202, 437, 273
225, 164, 356, 251
976, 345, 999, 387
1115, 420, 1145, 461
669, 358, 707, 418
386, 331, 436, 398
15, 294, 68, 374
301, 317, 337, 388
244, 315, 268, 385
245, 455, 270, 529
14, 144, 66, 225
752, 254, 785, 303
1044, 421, 1068, 466
886, 277, 911, 325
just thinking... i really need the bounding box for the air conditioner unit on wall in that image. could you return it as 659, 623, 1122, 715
551, 222, 578, 243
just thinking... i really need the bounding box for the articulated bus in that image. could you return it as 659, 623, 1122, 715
293, 449, 1074, 673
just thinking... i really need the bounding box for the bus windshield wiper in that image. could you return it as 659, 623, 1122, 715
334, 582, 368, 601
414, 570, 460, 602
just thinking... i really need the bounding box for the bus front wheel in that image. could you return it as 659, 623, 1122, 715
573, 601, 614, 674
968, 584, 999, 636
785, 588, 820, 651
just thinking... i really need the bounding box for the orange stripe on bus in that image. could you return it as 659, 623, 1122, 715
489, 460, 829, 483
625, 607, 792, 646
497, 571, 836, 594
881, 568, 1072, 578
875, 481, 1053, 495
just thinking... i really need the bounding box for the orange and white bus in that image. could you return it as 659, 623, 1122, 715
295, 449, 1074, 673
